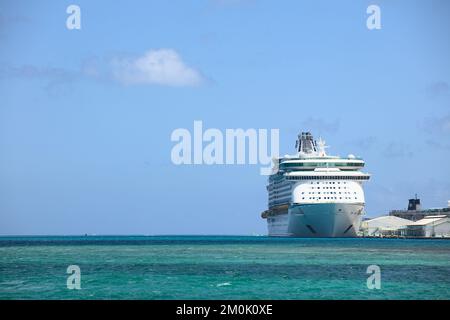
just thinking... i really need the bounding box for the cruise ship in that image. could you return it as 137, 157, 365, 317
261, 132, 370, 237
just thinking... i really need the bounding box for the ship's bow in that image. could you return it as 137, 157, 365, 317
288, 203, 364, 237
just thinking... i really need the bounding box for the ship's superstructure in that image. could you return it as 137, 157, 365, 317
261, 132, 370, 237
389, 196, 450, 221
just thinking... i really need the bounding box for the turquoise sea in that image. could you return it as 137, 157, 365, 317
0, 236, 449, 300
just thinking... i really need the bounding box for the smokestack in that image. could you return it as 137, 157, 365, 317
408, 197, 421, 211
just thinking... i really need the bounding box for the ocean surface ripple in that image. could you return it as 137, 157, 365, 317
0, 236, 449, 300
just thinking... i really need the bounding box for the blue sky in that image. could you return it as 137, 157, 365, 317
0, 0, 449, 235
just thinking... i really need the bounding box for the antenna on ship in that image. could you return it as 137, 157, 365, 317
317, 137, 328, 157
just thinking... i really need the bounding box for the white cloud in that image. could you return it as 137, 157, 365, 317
111, 49, 204, 87
0, 49, 206, 90
209, 0, 256, 7
422, 115, 450, 135
383, 142, 413, 158
426, 81, 449, 98
299, 117, 340, 134
440, 116, 450, 133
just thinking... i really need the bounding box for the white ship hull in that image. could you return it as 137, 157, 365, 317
267, 203, 364, 237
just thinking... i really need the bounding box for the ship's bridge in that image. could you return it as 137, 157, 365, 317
284, 168, 370, 181
279, 158, 365, 171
